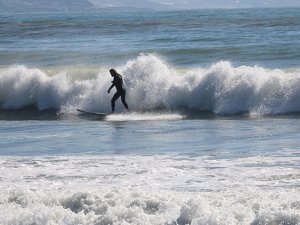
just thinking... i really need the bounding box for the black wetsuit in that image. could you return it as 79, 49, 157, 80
111, 73, 129, 112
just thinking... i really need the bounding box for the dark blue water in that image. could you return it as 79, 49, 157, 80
1, 8, 299, 68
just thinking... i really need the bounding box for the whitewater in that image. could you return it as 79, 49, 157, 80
1, 54, 300, 116
0, 154, 299, 225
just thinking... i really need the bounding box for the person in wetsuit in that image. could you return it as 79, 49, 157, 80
107, 69, 129, 113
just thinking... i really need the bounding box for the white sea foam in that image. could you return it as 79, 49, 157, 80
0, 155, 299, 225
1, 54, 300, 115
106, 112, 184, 121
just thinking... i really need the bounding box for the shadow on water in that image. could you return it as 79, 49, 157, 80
0, 106, 61, 121
183, 110, 300, 120
2, 106, 300, 121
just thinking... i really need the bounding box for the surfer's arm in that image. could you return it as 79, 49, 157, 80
107, 82, 115, 93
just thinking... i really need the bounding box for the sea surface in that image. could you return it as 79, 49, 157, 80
0, 8, 300, 225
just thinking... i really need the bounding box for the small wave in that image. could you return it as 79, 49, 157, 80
1, 187, 299, 225
1, 54, 300, 117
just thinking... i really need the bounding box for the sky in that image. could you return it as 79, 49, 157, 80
90, 0, 300, 9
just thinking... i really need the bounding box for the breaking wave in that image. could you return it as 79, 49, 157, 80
1, 54, 300, 116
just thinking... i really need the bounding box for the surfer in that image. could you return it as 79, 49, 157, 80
107, 69, 129, 113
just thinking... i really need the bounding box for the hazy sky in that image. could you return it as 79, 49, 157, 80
153, 0, 300, 8
90, 0, 300, 9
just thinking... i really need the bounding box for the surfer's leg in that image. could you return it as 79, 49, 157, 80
121, 91, 129, 111
111, 92, 121, 112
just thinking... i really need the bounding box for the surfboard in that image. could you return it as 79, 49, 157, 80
76, 109, 108, 116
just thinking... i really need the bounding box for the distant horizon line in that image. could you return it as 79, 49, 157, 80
0, 5, 299, 15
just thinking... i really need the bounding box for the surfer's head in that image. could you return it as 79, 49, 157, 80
110, 69, 117, 77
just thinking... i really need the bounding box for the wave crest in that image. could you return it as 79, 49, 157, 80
1, 55, 300, 115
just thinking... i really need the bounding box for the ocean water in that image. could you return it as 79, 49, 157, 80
0, 8, 300, 225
